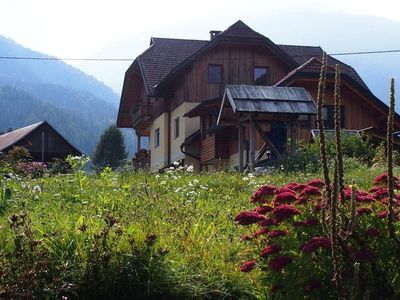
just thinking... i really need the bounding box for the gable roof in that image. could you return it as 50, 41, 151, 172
154, 20, 298, 92
223, 85, 317, 115
0, 121, 82, 155
0, 122, 44, 151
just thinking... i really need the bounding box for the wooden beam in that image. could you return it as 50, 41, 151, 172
238, 121, 244, 172
249, 114, 256, 170
290, 119, 298, 156
254, 121, 283, 160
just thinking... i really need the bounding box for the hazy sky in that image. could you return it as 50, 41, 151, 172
1, 0, 400, 59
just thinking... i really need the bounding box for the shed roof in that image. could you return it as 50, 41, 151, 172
223, 85, 317, 115
0, 122, 44, 151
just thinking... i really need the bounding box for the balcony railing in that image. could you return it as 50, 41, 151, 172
130, 102, 152, 128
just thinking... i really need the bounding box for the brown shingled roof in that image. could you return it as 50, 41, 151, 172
0, 122, 44, 152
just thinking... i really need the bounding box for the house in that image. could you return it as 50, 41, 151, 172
117, 20, 400, 171
0, 121, 82, 162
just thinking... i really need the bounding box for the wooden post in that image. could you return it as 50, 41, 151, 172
137, 132, 141, 152
290, 119, 297, 156
238, 121, 244, 171
249, 114, 256, 170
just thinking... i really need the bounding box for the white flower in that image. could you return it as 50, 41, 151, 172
160, 181, 166, 185
169, 166, 175, 170
173, 161, 180, 166
175, 187, 181, 193
32, 185, 41, 193
186, 165, 194, 172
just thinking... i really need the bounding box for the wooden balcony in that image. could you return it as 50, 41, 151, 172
130, 102, 152, 136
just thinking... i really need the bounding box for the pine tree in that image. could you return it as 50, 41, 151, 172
91, 124, 128, 170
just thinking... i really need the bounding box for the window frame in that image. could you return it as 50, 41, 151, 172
154, 128, 160, 148
322, 106, 345, 129
208, 64, 223, 84
253, 66, 269, 85
174, 117, 180, 139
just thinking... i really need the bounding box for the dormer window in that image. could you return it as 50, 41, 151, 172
254, 67, 268, 85
208, 64, 223, 84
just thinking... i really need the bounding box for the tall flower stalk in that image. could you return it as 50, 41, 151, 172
316, 52, 331, 208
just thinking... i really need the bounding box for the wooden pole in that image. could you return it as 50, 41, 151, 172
290, 119, 297, 156
238, 121, 244, 171
249, 114, 256, 170
137, 132, 141, 152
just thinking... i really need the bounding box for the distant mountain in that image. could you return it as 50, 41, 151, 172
0, 35, 136, 155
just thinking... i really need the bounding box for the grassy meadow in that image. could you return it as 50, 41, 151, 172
0, 161, 390, 299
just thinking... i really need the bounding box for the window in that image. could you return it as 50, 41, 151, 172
174, 117, 180, 139
154, 128, 160, 148
322, 106, 345, 129
254, 67, 268, 85
208, 64, 223, 84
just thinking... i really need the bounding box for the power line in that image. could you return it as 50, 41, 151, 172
0, 49, 399, 62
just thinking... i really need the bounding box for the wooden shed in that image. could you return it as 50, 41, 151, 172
0, 121, 82, 162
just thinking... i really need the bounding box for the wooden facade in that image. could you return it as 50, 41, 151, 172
117, 20, 399, 170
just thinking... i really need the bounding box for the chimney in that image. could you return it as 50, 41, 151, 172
209, 30, 221, 40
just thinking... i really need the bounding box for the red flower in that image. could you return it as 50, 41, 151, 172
259, 218, 277, 226
365, 228, 381, 237
374, 188, 388, 199
240, 260, 257, 272
260, 244, 282, 257
293, 183, 309, 192
254, 227, 269, 237
269, 256, 293, 271
235, 211, 266, 225
356, 207, 372, 215
255, 205, 273, 215
301, 237, 331, 253
274, 192, 297, 205
268, 230, 288, 238
284, 182, 299, 190
293, 218, 319, 227
272, 205, 300, 221
313, 204, 322, 213
305, 280, 321, 292
378, 210, 388, 219
359, 195, 375, 202
299, 186, 322, 198
369, 187, 380, 194
275, 187, 296, 195
250, 185, 277, 203
373, 173, 398, 187
307, 179, 325, 189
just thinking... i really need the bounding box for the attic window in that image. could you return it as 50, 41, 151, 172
254, 67, 268, 85
208, 64, 223, 84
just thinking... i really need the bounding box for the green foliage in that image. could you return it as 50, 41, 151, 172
372, 142, 400, 166
91, 125, 128, 170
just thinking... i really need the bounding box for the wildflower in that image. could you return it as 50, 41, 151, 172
284, 182, 299, 190
240, 260, 257, 272
299, 186, 322, 198
365, 228, 381, 237
255, 227, 269, 237
305, 280, 321, 292
356, 207, 372, 215
240, 234, 253, 241
373, 173, 398, 187
259, 218, 277, 227
269, 256, 293, 271
268, 230, 288, 238
274, 192, 297, 205
250, 185, 277, 203
260, 244, 282, 257
306, 179, 325, 189
300, 237, 331, 253
377, 210, 388, 219
275, 187, 296, 195
272, 205, 300, 221
293, 183, 309, 192
234, 211, 266, 225
358, 195, 375, 202
173, 161, 180, 166
374, 188, 388, 199
255, 205, 273, 215
32, 185, 41, 193
186, 165, 194, 172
